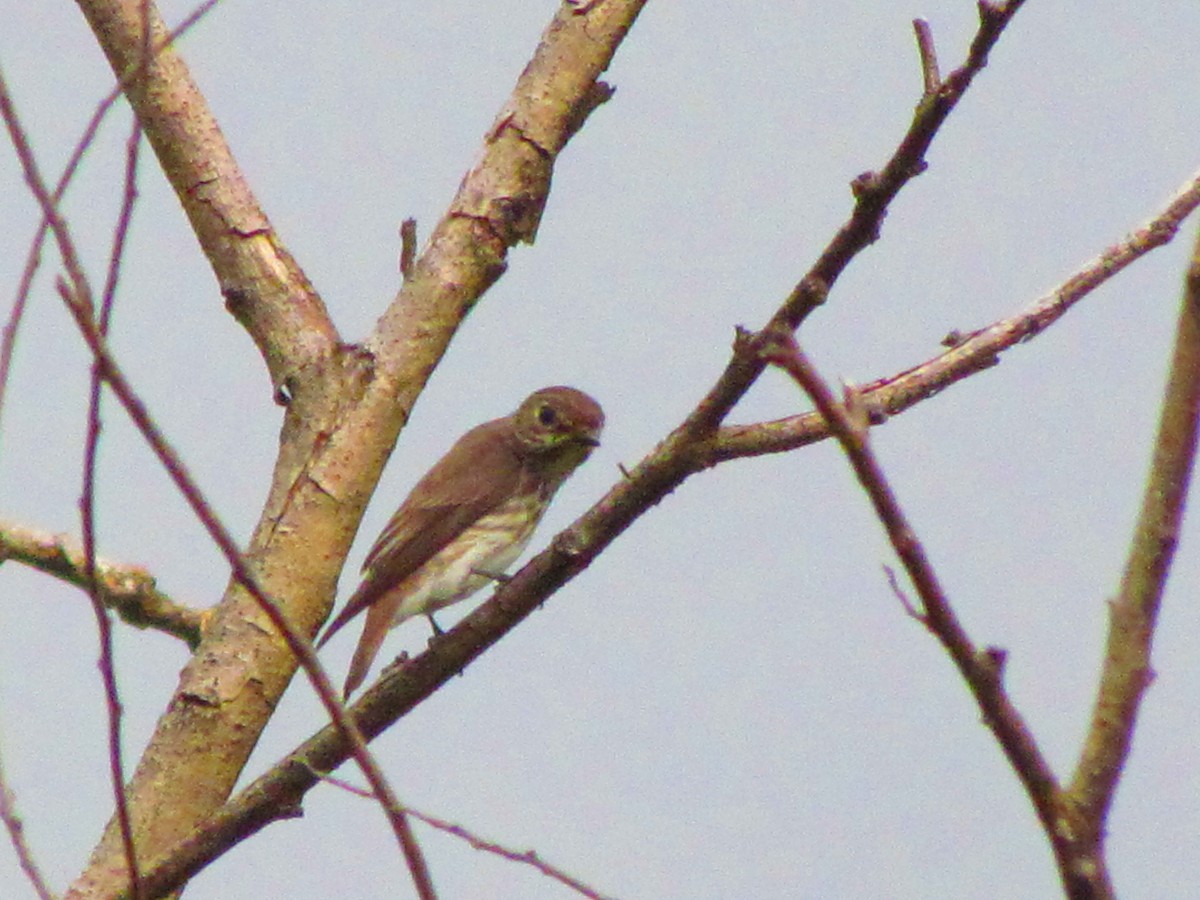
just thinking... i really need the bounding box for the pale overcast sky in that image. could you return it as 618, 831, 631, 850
2, 2, 1199, 898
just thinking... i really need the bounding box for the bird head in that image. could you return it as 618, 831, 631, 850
511, 386, 605, 478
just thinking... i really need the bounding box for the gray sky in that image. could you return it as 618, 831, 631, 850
2, 2, 1199, 897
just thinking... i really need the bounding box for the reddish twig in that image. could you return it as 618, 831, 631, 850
0, 0, 221, 438
710, 166, 1200, 464
0, 63, 432, 899
758, 326, 1111, 898
912, 19, 940, 93
77, 25, 154, 895
318, 771, 618, 900
0, 752, 56, 900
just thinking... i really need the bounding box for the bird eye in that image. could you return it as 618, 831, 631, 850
537, 404, 558, 426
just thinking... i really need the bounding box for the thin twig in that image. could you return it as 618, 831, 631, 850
0, 63, 431, 899
318, 771, 618, 900
0, 752, 56, 900
80, 371, 141, 900
1068, 223, 1200, 848
913, 19, 940, 93
78, 23, 154, 893
0, 0, 222, 441
757, 326, 1108, 898
709, 166, 1200, 465
882, 564, 921, 620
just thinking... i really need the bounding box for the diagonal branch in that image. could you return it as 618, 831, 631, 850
0, 0, 220, 432
60, 1, 650, 897
1067, 223, 1200, 844
319, 773, 617, 900
118, 7, 1038, 892
0, 53, 431, 898
667, 1, 1028, 446
0, 749, 56, 900
75, 0, 337, 393
708, 167, 1200, 464
54, 280, 434, 898
754, 327, 1112, 899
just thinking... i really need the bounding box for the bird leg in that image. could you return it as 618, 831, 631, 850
471, 566, 512, 583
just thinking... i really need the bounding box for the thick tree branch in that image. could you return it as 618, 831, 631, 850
74, 0, 338, 393
59, 1, 649, 897
0, 38, 428, 897
52, 245, 432, 900
363, 1, 634, 411
116, 8, 1038, 892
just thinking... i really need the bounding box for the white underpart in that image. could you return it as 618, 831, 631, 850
389, 515, 537, 626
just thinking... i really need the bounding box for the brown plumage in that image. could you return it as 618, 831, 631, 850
317, 386, 604, 697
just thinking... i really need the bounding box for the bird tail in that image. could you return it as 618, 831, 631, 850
340, 601, 393, 698
315, 580, 378, 650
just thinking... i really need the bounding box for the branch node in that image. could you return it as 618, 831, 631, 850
850, 170, 883, 201
913, 19, 941, 94
564, 81, 616, 142
552, 528, 587, 558
884, 565, 924, 622
399, 218, 417, 281
977, 645, 1008, 683
840, 380, 871, 439
732, 324, 759, 359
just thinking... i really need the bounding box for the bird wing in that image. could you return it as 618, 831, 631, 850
316, 418, 524, 647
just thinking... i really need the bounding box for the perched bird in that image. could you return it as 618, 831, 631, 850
317, 385, 604, 697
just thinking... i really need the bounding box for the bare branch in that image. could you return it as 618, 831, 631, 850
0, 751, 56, 900
0, 58, 429, 897
93, 9, 1034, 888
913, 19, 940, 93
318, 772, 617, 900
662, 0, 1027, 446
0, 1, 220, 431
54, 255, 432, 900
1068, 223, 1200, 844
364, 0, 637, 409
46, 0, 653, 893
0, 520, 205, 647
710, 167, 1200, 464
80, 108, 145, 899
756, 327, 1111, 899
75, 0, 338, 395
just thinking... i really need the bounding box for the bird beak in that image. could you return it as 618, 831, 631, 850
580, 434, 601, 447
